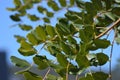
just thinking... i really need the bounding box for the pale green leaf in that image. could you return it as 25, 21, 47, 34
11, 56, 30, 68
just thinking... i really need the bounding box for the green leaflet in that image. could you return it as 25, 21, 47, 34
34, 25, 46, 41
18, 40, 37, 56
46, 25, 56, 38
33, 55, 49, 70
47, 1, 59, 11
96, 53, 109, 66
27, 14, 40, 21
56, 53, 68, 67
11, 56, 30, 68
23, 71, 42, 80
27, 32, 39, 45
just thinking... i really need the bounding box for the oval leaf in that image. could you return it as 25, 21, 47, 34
18, 40, 37, 56
11, 56, 30, 68
94, 39, 110, 49
96, 53, 109, 66
33, 55, 49, 70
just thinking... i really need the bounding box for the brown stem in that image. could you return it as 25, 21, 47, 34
43, 68, 50, 80
95, 18, 120, 39
66, 63, 70, 80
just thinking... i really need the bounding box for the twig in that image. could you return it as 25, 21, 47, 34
66, 63, 70, 80
95, 18, 120, 39
43, 68, 51, 80
109, 30, 116, 80
75, 75, 79, 80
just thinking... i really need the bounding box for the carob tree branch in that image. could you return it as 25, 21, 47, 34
95, 18, 120, 39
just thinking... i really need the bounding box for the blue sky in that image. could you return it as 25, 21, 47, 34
0, 0, 120, 71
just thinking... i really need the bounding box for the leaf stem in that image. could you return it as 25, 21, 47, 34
95, 18, 120, 39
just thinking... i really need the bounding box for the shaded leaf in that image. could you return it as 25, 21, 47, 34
46, 25, 56, 38
47, 1, 59, 11
33, 55, 49, 70
91, 0, 102, 10
14, 35, 26, 43
27, 14, 40, 21
59, 0, 66, 7
115, 37, 120, 44
10, 14, 21, 21
43, 17, 50, 23
34, 26, 46, 41
11, 56, 30, 68
92, 72, 108, 80
46, 11, 54, 17
96, 53, 109, 66
57, 53, 68, 67
14, 0, 21, 7
19, 24, 33, 31
94, 39, 110, 49
24, 71, 42, 80
37, 6, 47, 13
60, 42, 71, 55
32, 0, 41, 3
70, 0, 75, 6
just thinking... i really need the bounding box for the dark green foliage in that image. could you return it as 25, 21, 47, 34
8, 0, 120, 80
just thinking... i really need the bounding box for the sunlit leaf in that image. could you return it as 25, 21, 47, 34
76, 54, 90, 69
94, 39, 110, 49
14, 0, 21, 7
27, 32, 39, 45
70, 0, 75, 6
105, 12, 116, 21
43, 17, 50, 23
80, 72, 108, 80
34, 25, 46, 41
59, 0, 66, 7
18, 40, 37, 56
47, 1, 59, 11
60, 42, 72, 55
11, 56, 30, 68
37, 6, 47, 13
46, 11, 54, 17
